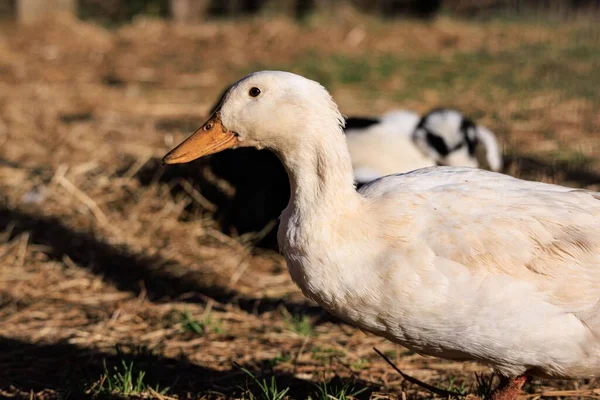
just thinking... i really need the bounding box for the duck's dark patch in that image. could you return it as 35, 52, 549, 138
344, 117, 381, 130
417, 108, 479, 158
460, 117, 479, 155
425, 132, 450, 156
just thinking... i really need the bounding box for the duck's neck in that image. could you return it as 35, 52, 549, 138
276, 128, 361, 216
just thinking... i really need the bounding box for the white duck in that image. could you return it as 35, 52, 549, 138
163, 71, 600, 399
345, 108, 503, 185
344, 110, 435, 184
412, 108, 503, 172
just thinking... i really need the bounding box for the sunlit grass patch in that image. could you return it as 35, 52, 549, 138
239, 366, 290, 400
89, 359, 170, 397
282, 310, 315, 337
309, 377, 368, 400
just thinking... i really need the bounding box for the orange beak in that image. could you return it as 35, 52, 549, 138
162, 113, 238, 165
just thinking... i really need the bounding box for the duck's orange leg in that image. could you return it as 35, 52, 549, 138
490, 375, 528, 400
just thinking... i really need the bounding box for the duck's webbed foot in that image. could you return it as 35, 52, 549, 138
489, 375, 527, 400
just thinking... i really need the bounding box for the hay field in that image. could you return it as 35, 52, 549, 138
0, 9, 599, 399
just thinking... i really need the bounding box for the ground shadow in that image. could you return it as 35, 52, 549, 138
136, 143, 288, 250
0, 337, 377, 399
504, 153, 600, 187
0, 206, 337, 323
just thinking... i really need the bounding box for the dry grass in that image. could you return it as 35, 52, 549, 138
0, 10, 599, 399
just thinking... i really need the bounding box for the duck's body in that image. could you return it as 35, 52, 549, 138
163, 71, 600, 397
281, 163, 600, 379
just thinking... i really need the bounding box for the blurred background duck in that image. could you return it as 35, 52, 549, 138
345, 110, 434, 184
162, 71, 600, 400
346, 107, 503, 185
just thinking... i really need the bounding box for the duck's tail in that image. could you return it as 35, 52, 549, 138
475, 125, 503, 171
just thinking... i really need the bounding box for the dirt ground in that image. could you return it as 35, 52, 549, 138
0, 9, 599, 399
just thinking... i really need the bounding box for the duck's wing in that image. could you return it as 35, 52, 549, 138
360, 167, 600, 331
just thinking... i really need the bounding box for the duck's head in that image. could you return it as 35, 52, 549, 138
162, 71, 345, 165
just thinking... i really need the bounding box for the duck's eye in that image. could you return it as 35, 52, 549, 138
249, 87, 261, 97
204, 123, 213, 131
